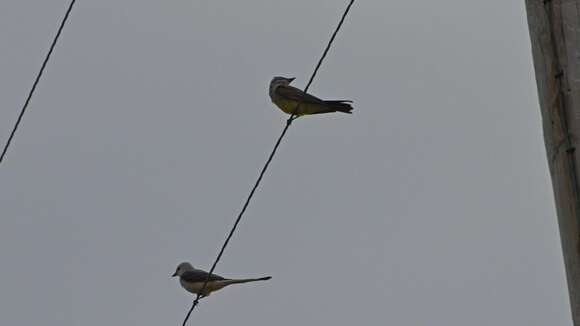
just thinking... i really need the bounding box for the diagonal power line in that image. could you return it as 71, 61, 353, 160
0, 0, 77, 165
181, 1, 356, 325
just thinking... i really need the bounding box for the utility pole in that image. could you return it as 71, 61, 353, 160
526, 0, 580, 323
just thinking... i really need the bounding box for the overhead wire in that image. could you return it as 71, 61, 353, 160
0, 0, 77, 164
542, 2, 580, 236
181, 1, 356, 325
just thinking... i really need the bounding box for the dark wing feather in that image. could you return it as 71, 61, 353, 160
276, 85, 326, 105
181, 269, 228, 283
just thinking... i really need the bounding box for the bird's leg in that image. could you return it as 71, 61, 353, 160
194, 294, 205, 303
199, 291, 211, 300
287, 114, 299, 126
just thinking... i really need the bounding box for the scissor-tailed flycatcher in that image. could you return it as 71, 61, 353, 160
172, 262, 271, 297
269, 76, 353, 116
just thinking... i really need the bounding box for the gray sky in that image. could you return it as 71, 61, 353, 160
0, 0, 571, 325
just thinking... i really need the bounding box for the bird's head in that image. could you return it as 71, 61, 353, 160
271, 76, 295, 86
172, 262, 194, 277
269, 76, 295, 97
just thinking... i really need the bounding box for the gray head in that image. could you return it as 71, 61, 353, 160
271, 76, 295, 85
172, 262, 194, 277
269, 76, 295, 98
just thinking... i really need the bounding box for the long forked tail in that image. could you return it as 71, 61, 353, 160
226, 276, 272, 285
325, 100, 353, 114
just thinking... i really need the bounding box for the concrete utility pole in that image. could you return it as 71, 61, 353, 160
526, 0, 580, 323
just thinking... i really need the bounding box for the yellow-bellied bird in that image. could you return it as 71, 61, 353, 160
172, 262, 271, 297
269, 76, 353, 116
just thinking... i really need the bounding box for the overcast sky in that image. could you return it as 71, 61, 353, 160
0, 1, 571, 325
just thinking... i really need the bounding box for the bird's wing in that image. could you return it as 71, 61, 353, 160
181, 269, 228, 283
275, 85, 326, 105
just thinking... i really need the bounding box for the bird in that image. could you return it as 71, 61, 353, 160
172, 262, 271, 297
269, 76, 353, 116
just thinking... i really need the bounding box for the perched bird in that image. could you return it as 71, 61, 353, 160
269, 76, 353, 116
172, 262, 271, 297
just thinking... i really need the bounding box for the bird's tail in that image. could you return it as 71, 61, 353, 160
325, 100, 353, 114
226, 276, 272, 285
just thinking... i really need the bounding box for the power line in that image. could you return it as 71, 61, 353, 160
181, 1, 355, 325
0, 0, 77, 165
543, 2, 580, 238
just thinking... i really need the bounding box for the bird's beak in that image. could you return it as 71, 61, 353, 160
171, 272, 178, 277
287, 77, 295, 83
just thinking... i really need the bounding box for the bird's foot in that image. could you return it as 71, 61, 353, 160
287, 115, 299, 126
